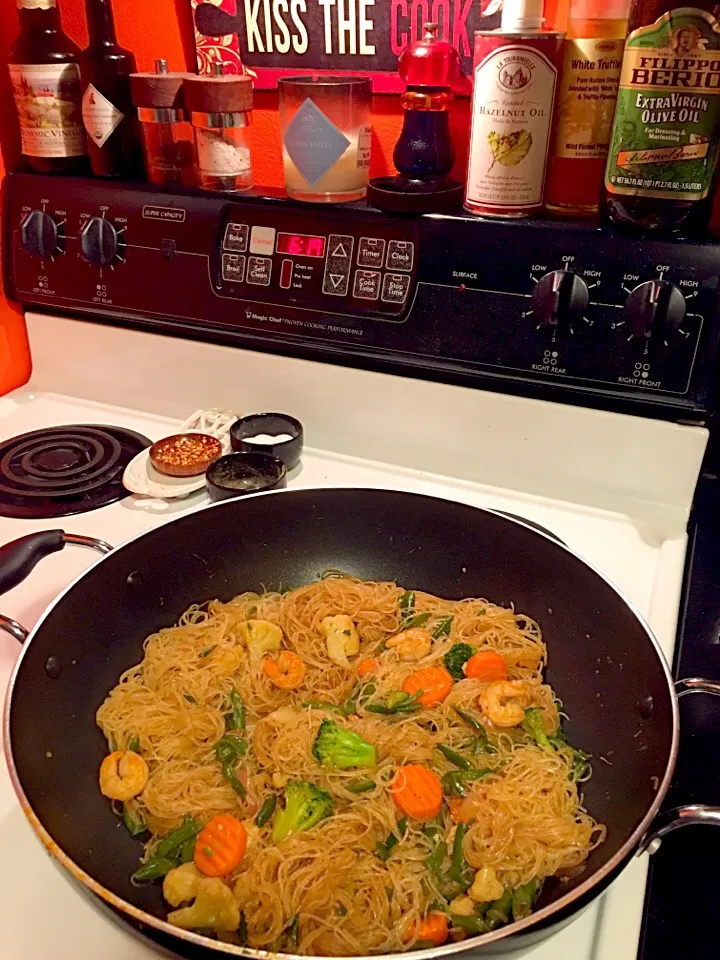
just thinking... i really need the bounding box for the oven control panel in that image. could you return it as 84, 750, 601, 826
4, 173, 720, 417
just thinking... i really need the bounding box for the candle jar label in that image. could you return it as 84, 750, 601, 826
283, 97, 351, 186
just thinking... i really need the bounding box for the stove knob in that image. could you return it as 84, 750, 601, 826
80, 217, 118, 267
20, 210, 58, 258
531, 270, 589, 332
624, 280, 686, 343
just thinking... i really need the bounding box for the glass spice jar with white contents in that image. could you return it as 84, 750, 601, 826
184, 65, 253, 193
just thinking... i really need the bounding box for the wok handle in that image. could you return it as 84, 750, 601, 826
640, 805, 720, 854
638, 676, 720, 854
0, 531, 113, 643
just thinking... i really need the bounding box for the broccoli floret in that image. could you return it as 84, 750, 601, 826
312, 719, 377, 769
443, 643, 476, 680
272, 780, 333, 843
521, 708, 553, 753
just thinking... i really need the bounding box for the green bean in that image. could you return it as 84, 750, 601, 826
132, 856, 178, 882
198, 645, 216, 659
404, 612, 431, 629
287, 915, 299, 948
122, 805, 146, 837
450, 914, 488, 934
399, 591, 415, 617
485, 890, 512, 930
449, 822, 468, 884
238, 914, 248, 945
376, 818, 407, 860
128, 736, 140, 753
346, 779, 376, 793
511, 879, 540, 921
453, 706, 487, 736
225, 688, 246, 731
255, 795, 277, 826
183, 692, 197, 704
302, 699, 345, 714
180, 835, 196, 864
436, 744, 472, 769
441, 768, 492, 797
424, 840, 447, 879
366, 690, 423, 715
155, 816, 203, 859
432, 616, 453, 639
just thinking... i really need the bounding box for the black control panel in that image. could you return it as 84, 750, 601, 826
4, 173, 720, 419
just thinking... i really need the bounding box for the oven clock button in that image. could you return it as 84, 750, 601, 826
80, 216, 119, 267
531, 270, 589, 332
20, 210, 59, 258
623, 280, 686, 343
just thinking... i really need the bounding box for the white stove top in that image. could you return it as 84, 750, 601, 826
0, 313, 709, 960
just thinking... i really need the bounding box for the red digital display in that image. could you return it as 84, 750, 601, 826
276, 233, 326, 258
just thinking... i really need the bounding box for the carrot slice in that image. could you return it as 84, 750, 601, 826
357, 658, 379, 677
391, 764, 443, 820
405, 913, 449, 946
402, 666, 453, 706
194, 814, 247, 877
464, 650, 507, 682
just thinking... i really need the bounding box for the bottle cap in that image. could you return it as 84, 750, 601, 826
501, 0, 544, 31
398, 22, 461, 88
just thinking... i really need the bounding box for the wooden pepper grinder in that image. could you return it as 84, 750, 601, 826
368, 23, 462, 213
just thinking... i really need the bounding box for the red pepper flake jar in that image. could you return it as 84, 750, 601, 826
464, 0, 564, 218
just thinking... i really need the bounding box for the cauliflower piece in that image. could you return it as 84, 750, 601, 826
272, 771, 289, 789
449, 895, 476, 916
163, 862, 203, 907
238, 619, 283, 664
167, 876, 240, 932
232, 871, 252, 907
321, 615, 360, 667
468, 866, 504, 904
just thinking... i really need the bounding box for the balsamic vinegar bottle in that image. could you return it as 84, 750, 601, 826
81, 0, 142, 177
8, 0, 88, 174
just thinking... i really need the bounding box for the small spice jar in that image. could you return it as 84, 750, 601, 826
130, 60, 195, 187
184, 65, 253, 192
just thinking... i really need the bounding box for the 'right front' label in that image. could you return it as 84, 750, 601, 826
606, 8, 720, 201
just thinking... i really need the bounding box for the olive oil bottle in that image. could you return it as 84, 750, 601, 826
604, 1, 720, 231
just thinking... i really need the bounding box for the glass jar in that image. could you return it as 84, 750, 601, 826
184, 69, 253, 193
278, 76, 372, 203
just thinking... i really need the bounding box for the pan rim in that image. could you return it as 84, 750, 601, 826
2, 486, 680, 959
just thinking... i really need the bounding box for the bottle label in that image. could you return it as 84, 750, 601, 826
17, 0, 56, 8
82, 84, 124, 148
554, 37, 625, 160
466, 44, 558, 210
606, 9, 720, 201
9, 63, 85, 158
357, 124, 372, 169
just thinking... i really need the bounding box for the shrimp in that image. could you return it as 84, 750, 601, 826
263, 650, 306, 689
479, 680, 532, 728
99, 750, 149, 800
386, 627, 432, 661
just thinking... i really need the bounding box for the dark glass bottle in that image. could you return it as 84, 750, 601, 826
8, 0, 87, 174
604, 1, 720, 232
81, 0, 142, 178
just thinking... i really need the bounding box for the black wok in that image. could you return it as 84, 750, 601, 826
2, 488, 719, 959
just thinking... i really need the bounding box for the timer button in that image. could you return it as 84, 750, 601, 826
531, 270, 589, 331
80, 217, 118, 266
21, 210, 59, 258
624, 280, 686, 343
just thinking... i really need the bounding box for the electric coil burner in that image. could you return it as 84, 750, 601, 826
0, 425, 151, 518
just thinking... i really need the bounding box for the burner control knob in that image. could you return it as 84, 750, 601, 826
80, 217, 118, 266
624, 280, 686, 343
20, 210, 59, 258
531, 270, 589, 331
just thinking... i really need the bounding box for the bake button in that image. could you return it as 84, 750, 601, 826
381, 272, 410, 304
357, 237, 386, 268
247, 256, 272, 286
223, 222, 248, 252
386, 240, 414, 272
249, 225, 276, 255
222, 253, 246, 282
353, 270, 381, 300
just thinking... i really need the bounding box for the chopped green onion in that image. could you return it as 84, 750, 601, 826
441, 768, 492, 797
198, 645, 216, 658
183, 692, 197, 704
122, 804, 146, 837
404, 612, 431, 629
225, 688, 246, 731
432, 616, 453, 639
128, 736, 140, 753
